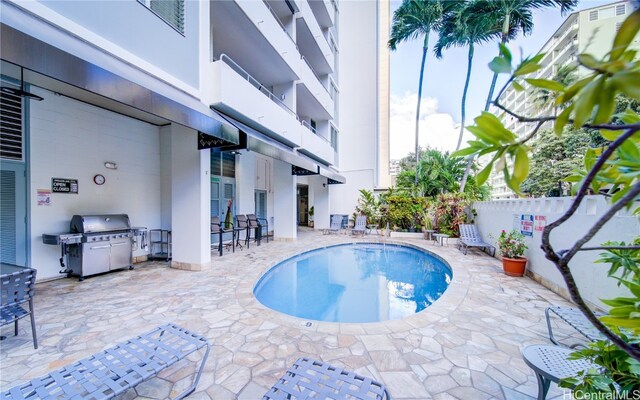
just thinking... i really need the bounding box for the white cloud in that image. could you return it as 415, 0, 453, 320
390, 91, 472, 160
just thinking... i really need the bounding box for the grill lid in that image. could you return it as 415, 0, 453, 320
70, 214, 131, 233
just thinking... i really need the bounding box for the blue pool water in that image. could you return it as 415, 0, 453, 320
254, 243, 452, 323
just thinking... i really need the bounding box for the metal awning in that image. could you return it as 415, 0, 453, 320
319, 166, 346, 184
211, 110, 319, 172
1, 23, 238, 145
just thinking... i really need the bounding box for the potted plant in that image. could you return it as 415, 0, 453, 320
308, 206, 314, 228
497, 230, 528, 277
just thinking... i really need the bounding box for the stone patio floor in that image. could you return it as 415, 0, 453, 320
0, 229, 585, 399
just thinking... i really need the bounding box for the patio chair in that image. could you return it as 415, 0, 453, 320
351, 215, 368, 236
235, 214, 252, 249
248, 214, 269, 243
0, 266, 38, 349
211, 216, 237, 256
545, 306, 605, 348
263, 357, 390, 400
325, 215, 343, 235
457, 224, 496, 256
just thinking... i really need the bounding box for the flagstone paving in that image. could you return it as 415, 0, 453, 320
0, 229, 586, 399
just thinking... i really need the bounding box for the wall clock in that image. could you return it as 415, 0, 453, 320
93, 174, 106, 185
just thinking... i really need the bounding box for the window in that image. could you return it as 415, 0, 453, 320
589, 10, 598, 21
0, 83, 23, 161
616, 4, 626, 16
330, 126, 338, 152
616, 22, 623, 32
138, 0, 184, 34
210, 150, 236, 178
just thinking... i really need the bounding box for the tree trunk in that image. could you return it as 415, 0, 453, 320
460, 13, 511, 192
456, 44, 474, 152
414, 35, 429, 185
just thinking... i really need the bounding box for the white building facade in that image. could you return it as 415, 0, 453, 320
0, 0, 389, 280
488, 0, 639, 199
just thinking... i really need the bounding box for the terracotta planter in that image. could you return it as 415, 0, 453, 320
502, 256, 527, 277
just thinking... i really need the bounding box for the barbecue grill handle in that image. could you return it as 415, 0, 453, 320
90, 245, 111, 250
111, 242, 129, 247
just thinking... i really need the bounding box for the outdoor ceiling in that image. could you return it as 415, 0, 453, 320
296, 82, 331, 121
307, 0, 332, 29
211, 1, 297, 87
295, 18, 332, 75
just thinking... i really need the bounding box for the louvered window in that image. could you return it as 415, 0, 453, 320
616, 22, 623, 31
616, 4, 625, 16
138, 0, 184, 34
589, 10, 598, 21
0, 170, 16, 264
0, 86, 23, 161
210, 150, 236, 178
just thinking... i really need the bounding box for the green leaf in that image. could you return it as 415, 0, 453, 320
489, 56, 512, 75
451, 146, 479, 157
594, 84, 617, 124
467, 125, 499, 145
611, 9, 640, 60
512, 146, 530, 186
618, 140, 640, 161
573, 77, 602, 127
512, 81, 525, 92
578, 54, 601, 70
615, 109, 640, 124
525, 78, 565, 92
554, 104, 574, 135
499, 43, 512, 64
514, 63, 542, 77
610, 71, 640, 100
600, 129, 622, 141
475, 112, 516, 143
559, 76, 595, 104
476, 162, 494, 186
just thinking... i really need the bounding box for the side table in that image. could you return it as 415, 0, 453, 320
433, 233, 450, 246
522, 345, 596, 400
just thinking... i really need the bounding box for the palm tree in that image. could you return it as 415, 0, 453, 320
459, 0, 578, 192
389, 0, 446, 185
434, 0, 505, 151
531, 64, 578, 115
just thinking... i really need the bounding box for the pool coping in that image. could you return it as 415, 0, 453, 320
235, 238, 471, 335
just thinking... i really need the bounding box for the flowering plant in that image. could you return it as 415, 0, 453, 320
497, 230, 527, 259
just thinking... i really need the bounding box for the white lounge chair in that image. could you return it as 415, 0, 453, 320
325, 215, 343, 234
352, 215, 367, 236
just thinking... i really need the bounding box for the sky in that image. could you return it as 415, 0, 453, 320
389, 0, 614, 160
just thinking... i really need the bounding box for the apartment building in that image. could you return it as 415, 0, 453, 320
0, 0, 389, 279
488, 0, 639, 199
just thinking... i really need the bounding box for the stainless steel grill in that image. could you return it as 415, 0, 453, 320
43, 214, 147, 281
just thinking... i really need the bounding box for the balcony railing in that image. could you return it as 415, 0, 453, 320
220, 54, 298, 120
218, 54, 334, 145
301, 56, 330, 96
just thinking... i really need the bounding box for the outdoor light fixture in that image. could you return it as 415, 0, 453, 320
0, 67, 44, 101
104, 161, 118, 170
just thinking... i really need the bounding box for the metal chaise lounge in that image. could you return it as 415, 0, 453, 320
2, 323, 209, 400
211, 216, 238, 256
545, 306, 605, 347
458, 224, 496, 256
263, 357, 390, 400
325, 215, 343, 234
351, 215, 368, 236
0, 266, 37, 349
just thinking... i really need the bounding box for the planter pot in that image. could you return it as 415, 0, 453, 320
502, 257, 527, 277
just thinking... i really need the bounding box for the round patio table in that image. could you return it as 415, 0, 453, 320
521, 345, 596, 400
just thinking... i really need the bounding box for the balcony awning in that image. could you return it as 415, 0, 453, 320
1, 23, 238, 145
211, 109, 319, 172
319, 166, 346, 184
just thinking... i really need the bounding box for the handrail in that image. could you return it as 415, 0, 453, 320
263, 0, 297, 49
301, 120, 317, 134
220, 54, 298, 120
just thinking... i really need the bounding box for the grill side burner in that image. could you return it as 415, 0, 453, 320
43, 214, 147, 281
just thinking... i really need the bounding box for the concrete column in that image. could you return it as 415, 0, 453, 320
273, 159, 297, 240
236, 150, 256, 215
311, 176, 330, 230
159, 126, 172, 230
169, 124, 211, 271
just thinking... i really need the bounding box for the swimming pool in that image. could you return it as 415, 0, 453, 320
254, 243, 452, 323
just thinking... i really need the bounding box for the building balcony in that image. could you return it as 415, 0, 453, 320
298, 57, 334, 118
296, 0, 334, 75
307, 0, 335, 29
210, 59, 302, 147
300, 124, 335, 165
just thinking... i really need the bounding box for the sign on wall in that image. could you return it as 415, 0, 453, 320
520, 214, 534, 237
534, 215, 547, 232
52, 178, 78, 194
37, 189, 51, 206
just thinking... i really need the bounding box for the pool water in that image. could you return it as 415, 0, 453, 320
254, 243, 452, 323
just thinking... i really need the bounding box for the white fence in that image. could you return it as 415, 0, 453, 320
473, 195, 638, 309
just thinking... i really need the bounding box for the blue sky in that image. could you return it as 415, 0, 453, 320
389, 0, 613, 159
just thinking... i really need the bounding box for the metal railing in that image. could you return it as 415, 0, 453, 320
301, 56, 330, 96
218, 54, 334, 147
220, 54, 298, 120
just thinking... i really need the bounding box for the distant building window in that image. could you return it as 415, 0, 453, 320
589, 10, 598, 21
616, 4, 626, 16
330, 126, 338, 152
616, 22, 622, 31
138, 0, 184, 34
